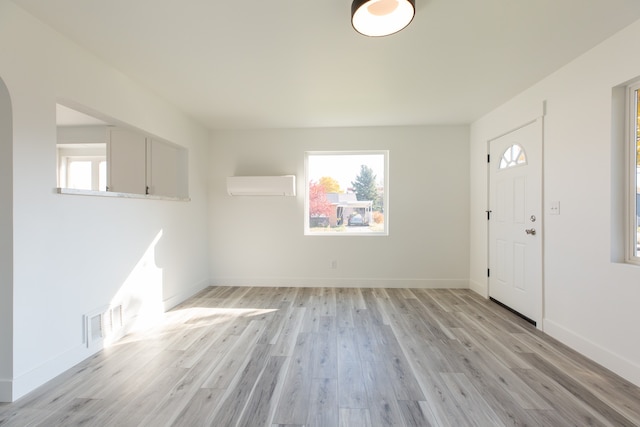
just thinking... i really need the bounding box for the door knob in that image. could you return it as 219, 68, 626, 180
525, 228, 536, 235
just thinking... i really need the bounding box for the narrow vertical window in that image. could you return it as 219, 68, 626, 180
628, 85, 640, 263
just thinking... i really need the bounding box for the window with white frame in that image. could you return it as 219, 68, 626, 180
305, 151, 388, 236
628, 83, 640, 264
57, 144, 107, 191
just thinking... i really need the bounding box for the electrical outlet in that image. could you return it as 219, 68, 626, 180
549, 201, 560, 215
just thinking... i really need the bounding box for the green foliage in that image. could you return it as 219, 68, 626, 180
351, 165, 382, 211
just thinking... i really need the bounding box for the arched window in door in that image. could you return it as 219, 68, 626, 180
499, 144, 527, 169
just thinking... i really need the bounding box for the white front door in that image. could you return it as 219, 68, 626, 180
489, 119, 542, 326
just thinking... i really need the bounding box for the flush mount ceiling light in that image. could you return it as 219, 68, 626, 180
351, 0, 415, 37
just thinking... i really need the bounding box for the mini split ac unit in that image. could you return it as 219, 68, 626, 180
226, 175, 296, 196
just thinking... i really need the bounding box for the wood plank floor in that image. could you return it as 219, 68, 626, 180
1, 286, 640, 426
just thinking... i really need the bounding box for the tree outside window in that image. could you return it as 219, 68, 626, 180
305, 151, 388, 236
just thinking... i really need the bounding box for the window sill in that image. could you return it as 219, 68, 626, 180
56, 187, 190, 202
625, 258, 640, 267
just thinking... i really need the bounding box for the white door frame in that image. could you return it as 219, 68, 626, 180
486, 117, 545, 330
0, 76, 14, 402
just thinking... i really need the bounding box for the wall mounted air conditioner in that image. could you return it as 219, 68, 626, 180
227, 175, 296, 196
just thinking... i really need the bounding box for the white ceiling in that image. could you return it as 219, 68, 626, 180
56, 104, 109, 126
12, 0, 640, 130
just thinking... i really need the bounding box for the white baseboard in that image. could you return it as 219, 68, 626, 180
468, 279, 487, 297
544, 318, 640, 388
8, 280, 211, 403
0, 378, 11, 403
211, 277, 469, 289
163, 279, 210, 311
11, 343, 94, 401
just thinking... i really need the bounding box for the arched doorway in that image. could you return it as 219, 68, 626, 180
0, 76, 14, 402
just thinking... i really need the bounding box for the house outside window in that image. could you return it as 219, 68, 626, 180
305, 151, 388, 236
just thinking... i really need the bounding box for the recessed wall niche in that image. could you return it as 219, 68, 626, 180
56, 104, 189, 200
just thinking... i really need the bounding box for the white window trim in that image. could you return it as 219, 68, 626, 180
626, 82, 640, 265
63, 156, 106, 192
304, 150, 389, 236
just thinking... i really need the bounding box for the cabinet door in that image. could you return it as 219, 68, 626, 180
148, 139, 177, 197
108, 129, 146, 194
148, 139, 189, 198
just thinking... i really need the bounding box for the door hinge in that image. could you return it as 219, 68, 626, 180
486, 210, 492, 220
487, 154, 490, 163
487, 268, 490, 277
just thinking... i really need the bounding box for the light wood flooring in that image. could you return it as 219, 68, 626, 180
1, 286, 640, 426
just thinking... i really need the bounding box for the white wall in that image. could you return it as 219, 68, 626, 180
209, 126, 469, 288
0, 1, 211, 401
470, 19, 640, 386
0, 76, 13, 402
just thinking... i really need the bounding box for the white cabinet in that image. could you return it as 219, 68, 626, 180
108, 129, 147, 194
107, 129, 188, 198
55, 105, 189, 200
147, 138, 188, 198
